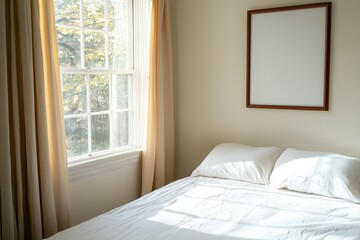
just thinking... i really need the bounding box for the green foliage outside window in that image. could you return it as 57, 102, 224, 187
54, 0, 132, 158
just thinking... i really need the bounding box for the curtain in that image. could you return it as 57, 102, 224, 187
141, 0, 174, 195
0, 0, 71, 239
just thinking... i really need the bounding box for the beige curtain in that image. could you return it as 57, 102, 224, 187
141, 0, 174, 195
0, 0, 71, 239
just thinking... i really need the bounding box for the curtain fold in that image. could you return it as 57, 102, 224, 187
0, 0, 71, 239
141, 0, 174, 195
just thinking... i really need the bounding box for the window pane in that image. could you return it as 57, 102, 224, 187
84, 0, 105, 29
54, 0, 80, 27
65, 117, 88, 157
108, 0, 129, 31
112, 74, 132, 110
112, 111, 131, 148
90, 74, 109, 112
62, 74, 86, 114
57, 26, 81, 67
108, 0, 131, 70
109, 33, 129, 69
84, 30, 105, 68
92, 114, 110, 151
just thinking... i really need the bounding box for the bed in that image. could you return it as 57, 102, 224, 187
46, 144, 360, 240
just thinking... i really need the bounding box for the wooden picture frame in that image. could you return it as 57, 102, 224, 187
246, 2, 332, 111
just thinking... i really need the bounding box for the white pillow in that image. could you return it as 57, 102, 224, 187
191, 143, 282, 185
270, 148, 360, 203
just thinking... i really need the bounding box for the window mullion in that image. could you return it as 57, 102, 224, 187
64, 113, 88, 118
80, 0, 85, 68
90, 110, 111, 115
129, 0, 134, 69
113, 108, 133, 113
104, 0, 112, 149
109, 73, 113, 149
86, 73, 92, 156
105, 0, 109, 69
61, 68, 135, 75
81, 0, 91, 155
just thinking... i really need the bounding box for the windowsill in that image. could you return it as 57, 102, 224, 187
68, 149, 142, 182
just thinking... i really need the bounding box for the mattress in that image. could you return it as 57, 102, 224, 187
46, 176, 360, 240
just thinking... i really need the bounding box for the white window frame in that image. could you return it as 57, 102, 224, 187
61, 69, 135, 163
55, 0, 149, 176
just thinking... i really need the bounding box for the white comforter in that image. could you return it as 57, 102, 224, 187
47, 177, 360, 240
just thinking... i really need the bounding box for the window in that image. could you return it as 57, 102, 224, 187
54, 0, 149, 163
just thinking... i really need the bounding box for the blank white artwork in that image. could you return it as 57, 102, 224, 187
249, 7, 327, 107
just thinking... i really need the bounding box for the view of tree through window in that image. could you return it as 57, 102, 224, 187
54, 0, 133, 159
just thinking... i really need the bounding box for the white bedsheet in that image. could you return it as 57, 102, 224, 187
46, 177, 360, 240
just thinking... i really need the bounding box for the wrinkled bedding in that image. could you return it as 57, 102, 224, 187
46, 177, 360, 240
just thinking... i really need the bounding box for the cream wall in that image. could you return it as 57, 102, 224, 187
171, 0, 360, 178
69, 161, 141, 225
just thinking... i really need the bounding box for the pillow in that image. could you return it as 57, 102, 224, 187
269, 148, 360, 203
191, 143, 282, 185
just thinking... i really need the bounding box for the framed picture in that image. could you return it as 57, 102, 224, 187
246, 2, 332, 110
